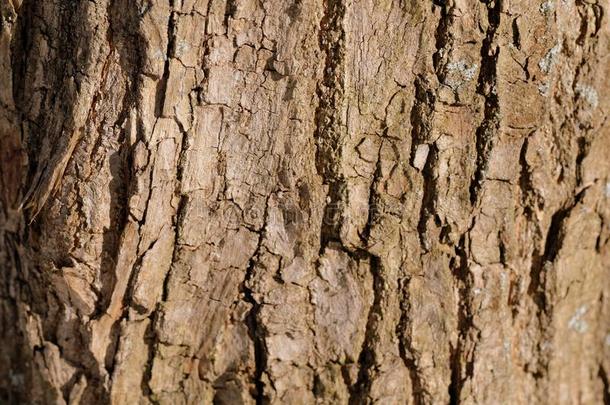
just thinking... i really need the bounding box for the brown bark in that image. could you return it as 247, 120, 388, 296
1, 0, 609, 403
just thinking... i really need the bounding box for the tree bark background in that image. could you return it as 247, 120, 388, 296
0, 0, 609, 403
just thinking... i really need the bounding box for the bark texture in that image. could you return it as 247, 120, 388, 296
1, 0, 609, 403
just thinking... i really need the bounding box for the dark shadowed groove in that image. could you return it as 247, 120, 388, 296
448, 234, 477, 405
432, 0, 454, 77
100, 0, 159, 395
412, 0, 455, 251
140, 315, 157, 400
242, 196, 271, 405
139, 192, 189, 402
599, 365, 610, 405
348, 140, 384, 402
349, 255, 382, 405
396, 277, 429, 405
401, 0, 458, 397
528, 187, 588, 316
313, 3, 404, 401
469, 0, 501, 206
126, 1, 188, 399
243, 275, 266, 405
88, 0, 150, 323
400, 2, 458, 397
415, 140, 439, 252
447, 2, 501, 401
410, 76, 437, 252
314, 0, 347, 250
154, 4, 178, 118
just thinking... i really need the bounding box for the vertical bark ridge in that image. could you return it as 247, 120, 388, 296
451, 1, 502, 401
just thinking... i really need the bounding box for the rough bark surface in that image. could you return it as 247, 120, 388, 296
1, 0, 609, 403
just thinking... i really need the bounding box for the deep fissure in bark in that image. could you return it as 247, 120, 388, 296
470, 0, 501, 206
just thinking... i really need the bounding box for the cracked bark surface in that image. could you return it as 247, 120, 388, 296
0, 0, 609, 403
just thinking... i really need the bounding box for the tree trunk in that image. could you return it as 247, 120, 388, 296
1, 0, 609, 403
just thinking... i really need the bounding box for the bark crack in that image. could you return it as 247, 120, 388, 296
469, 0, 501, 206
242, 195, 271, 405
314, 0, 347, 250
349, 254, 382, 405
396, 276, 429, 405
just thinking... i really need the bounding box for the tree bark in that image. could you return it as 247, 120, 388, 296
1, 0, 609, 403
